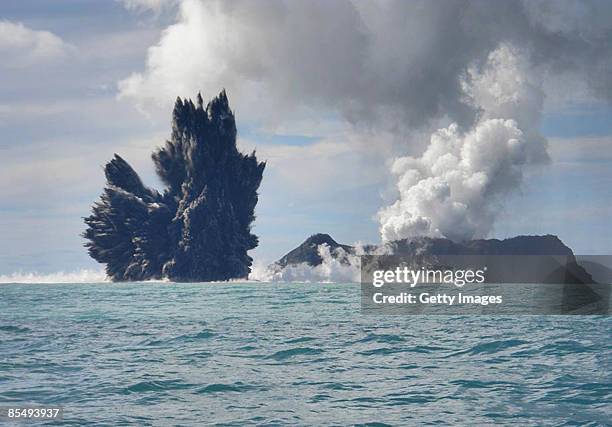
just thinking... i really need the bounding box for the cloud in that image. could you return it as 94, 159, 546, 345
119, 0, 178, 13
119, 0, 612, 132
115, 0, 612, 246
239, 129, 394, 197
378, 45, 547, 242
548, 136, 612, 164
0, 21, 70, 68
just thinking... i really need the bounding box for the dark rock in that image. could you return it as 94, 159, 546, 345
83, 90, 265, 282
276, 233, 353, 268
276, 234, 605, 311
275, 234, 594, 284
389, 234, 575, 256
275, 234, 579, 268
386, 235, 593, 284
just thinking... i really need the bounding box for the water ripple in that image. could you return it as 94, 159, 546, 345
0, 282, 609, 425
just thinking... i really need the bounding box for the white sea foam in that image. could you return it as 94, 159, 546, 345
249, 244, 361, 283
2, 244, 365, 284
0, 269, 109, 284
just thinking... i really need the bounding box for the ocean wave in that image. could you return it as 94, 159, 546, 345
124, 379, 194, 394
196, 382, 263, 394
141, 330, 216, 347
0, 325, 32, 333
266, 347, 325, 360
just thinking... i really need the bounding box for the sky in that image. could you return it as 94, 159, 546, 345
1, 0, 611, 276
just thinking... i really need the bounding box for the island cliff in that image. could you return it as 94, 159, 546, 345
272, 234, 595, 284
276, 233, 354, 268
83, 91, 265, 282
274, 234, 581, 264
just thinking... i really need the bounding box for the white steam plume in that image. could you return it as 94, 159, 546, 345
250, 244, 360, 283
119, 0, 612, 131
379, 45, 546, 242
117, 1, 612, 245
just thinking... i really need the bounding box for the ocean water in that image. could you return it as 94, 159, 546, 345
0, 282, 610, 426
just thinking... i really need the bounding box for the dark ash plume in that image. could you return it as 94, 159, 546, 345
83, 90, 266, 282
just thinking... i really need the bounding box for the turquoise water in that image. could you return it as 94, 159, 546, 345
0, 282, 610, 425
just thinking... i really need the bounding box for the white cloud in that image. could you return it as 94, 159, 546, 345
119, 0, 612, 131
0, 21, 70, 68
0, 126, 165, 210
119, 0, 178, 13
238, 127, 397, 198
117, 0, 478, 128
548, 136, 612, 163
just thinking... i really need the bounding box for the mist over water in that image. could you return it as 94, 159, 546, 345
0, 270, 108, 284
1, 282, 610, 425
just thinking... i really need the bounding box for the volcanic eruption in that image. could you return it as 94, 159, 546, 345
83, 90, 265, 282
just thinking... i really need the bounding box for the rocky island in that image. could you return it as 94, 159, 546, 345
272, 233, 596, 284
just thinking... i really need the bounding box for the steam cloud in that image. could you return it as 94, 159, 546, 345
120, 0, 612, 245
250, 244, 361, 283
120, 0, 612, 128
379, 45, 545, 241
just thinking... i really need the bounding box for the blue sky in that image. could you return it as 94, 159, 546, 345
1, 0, 611, 276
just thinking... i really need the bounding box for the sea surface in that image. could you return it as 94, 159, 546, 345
0, 282, 610, 426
